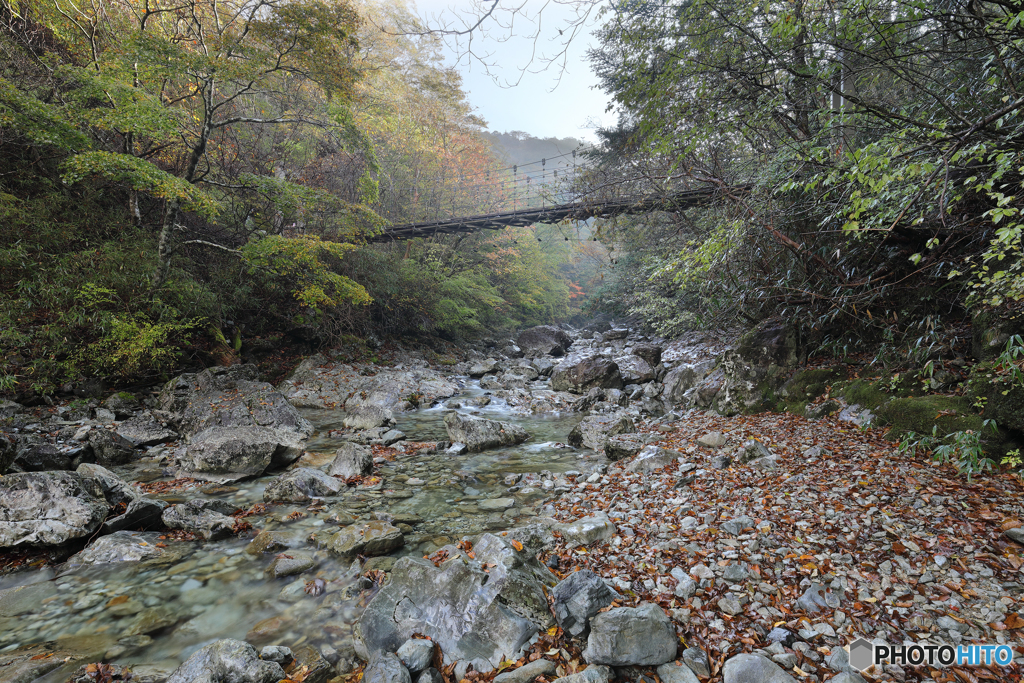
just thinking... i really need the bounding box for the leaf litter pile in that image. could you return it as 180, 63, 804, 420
523, 411, 1024, 683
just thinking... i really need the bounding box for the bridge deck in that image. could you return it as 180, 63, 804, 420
371, 186, 736, 242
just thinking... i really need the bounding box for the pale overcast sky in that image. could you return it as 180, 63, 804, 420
410, 0, 612, 142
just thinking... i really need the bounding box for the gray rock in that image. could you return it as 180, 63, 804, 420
329, 442, 373, 478
0, 582, 57, 618
327, 520, 404, 556
260, 646, 293, 665
795, 582, 841, 613
445, 442, 469, 455
64, 531, 166, 568
493, 658, 556, 683
180, 426, 303, 482
583, 602, 677, 666
682, 647, 711, 678
661, 361, 717, 405
556, 513, 616, 547
468, 359, 500, 377
710, 455, 732, 469
627, 445, 678, 473
614, 355, 656, 384
739, 439, 773, 464
567, 414, 635, 451
717, 596, 743, 616
76, 463, 167, 534
358, 533, 555, 672
720, 515, 755, 535
722, 562, 749, 582
380, 429, 405, 445
292, 645, 334, 683
264, 553, 316, 578
0, 471, 108, 549
0, 434, 14, 476
603, 328, 628, 340
161, 501, 235, 540
166, 638, 284, 683
772, 654, 798, 669
479, 498, 515, 511
397, 639, 435, 674
344, 405, 395, 430
263, 467, 343, 502
1004, 527, 1024, 545
13, 436, 74, 471
632, 343, 663, 367
722, 654, 797, 683
552, 569, 619, 638
605, 434, 648, 461
161, 365, 313, 441
116, 416, 177, 447
697, 432, 728, 448
443, 412, 530, 452
766, 627, 796, 647
550, 358, 624, 394
517, 326, 573, 357
657, 662, 700, 683
103, 392, 140, 417
246, 530, 295, 555
551, 667, 612, 683
417, 669, 443, 683
502, 344, 524, 358
830, 673, 867, 683
365, 653, 412, 683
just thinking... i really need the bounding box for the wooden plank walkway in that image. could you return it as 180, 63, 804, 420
370, 185, 740, 242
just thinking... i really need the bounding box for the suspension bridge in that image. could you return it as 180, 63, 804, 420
369, 144, 747, 242
370, 185, 738, 242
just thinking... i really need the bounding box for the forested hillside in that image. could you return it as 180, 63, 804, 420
0, 0, 606, 398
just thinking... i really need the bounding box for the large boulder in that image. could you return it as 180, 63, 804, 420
166, 639, 285, 683
552, 569, 618, 638
178, 426, 302, 483
614, 355, 656, 384
358, 533, 556, 672
328, 442, 374, 479
468, 359, 500, 377
660, 361, 717, 406
14, 436, 77, 471
87, 429, 136, 466
116, 415, 178, 447
551, 358, 624, 394
0, 471, 108, 549
160, 365, 313, 440
263, 467, 343, 502
443, 412, 530, 452
344, 405, 395, 430
567, 414, 636, 451
631, 343, 663, 367
77, 463, 166, 534
517, 326, 573, 357
583, 602, 677, 666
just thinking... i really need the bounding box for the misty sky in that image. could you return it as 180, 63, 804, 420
410, 1, 612, 142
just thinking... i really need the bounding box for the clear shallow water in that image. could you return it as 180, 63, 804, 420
0, 379, 588, 678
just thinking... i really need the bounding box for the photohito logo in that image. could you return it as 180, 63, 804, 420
848, 638, 1015, 669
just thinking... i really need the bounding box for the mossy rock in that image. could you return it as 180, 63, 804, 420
968, 362, 1024, 433
972, 306, 1024, 362
735, 319, 803, 367
778, 366, 847, 410
839, 378, 892, 410
873, 394, 1021, 457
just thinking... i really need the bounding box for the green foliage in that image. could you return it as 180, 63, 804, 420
898, 421, 998, 482
84, 313, 201, 378
242, 235, 370, 312
61, 152, 219, 216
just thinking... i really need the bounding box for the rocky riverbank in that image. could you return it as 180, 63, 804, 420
0, 322, 1022, 683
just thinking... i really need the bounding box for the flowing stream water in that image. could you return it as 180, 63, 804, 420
0, 379, 589, 680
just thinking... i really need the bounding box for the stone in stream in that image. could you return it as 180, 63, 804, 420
468, 359, 500, 377
264, 552, 317, 578
344, 405, 395, 430
327, 520, 404, 556
87, 429, 136, 466
517, 325, 573, 357
179, 425, 303, 483
247, 529, 298, 554
550, 357, 624, 394
567, 414, 636, 451
551, 569, 619, 638
722, 654, 798, 683
0, 470, 109, 549
161, 501, 235, 540
442, 412, 530, 452
582, 602, 677, 666
166, 638, 285, 683
329, 442, 374, 478
263, 467, 343, 502
63, 531, 167, 568
77, 463, 167, 534
358, 533, 556, 672
260, 646, 293, 665
292, 645, 335, 683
